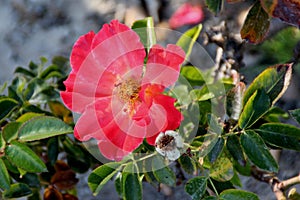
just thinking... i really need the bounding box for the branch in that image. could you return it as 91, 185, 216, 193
251, 166, 286, 200
278, 174, 300, 190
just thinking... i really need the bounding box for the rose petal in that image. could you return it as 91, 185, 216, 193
62, 20, 146, 113
91, 20, 145, 75
154, 94, 183, 131
146, 94, 182, 145
143, 44, 185, 88
98, 140, 131, 161
169, 3, 204, 29
73, 98, 110, 141
70, 31, 95, 73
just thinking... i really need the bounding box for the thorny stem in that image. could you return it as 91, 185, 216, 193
251, 167, 300, 200
278, 174, 300, 190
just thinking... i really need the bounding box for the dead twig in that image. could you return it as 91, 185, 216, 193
251, 167, 300, 200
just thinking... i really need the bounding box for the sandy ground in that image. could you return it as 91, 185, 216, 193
1, 0, 300, 200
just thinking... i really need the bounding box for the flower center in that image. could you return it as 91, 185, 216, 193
156, 134, 176, 151
115, 78, 141, 103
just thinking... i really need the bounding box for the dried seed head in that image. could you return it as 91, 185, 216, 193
155, 130, 184, 161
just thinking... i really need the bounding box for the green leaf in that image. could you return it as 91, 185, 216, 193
8, 76, 26, 102
205, 0, 223, 14
16, 112, 44, 123
24, 78, 48, 100
220, 189, 259, 200
66, 154, 90, 173
195, 134, 219, 158
0, 82, 7, 94
259, 27, 300, 64
132, 17, 156, 52
185, 176, 207, 200
152, 156, 176, 186
18, 116, 72, 142
240, 1, 270, 44
180, 66, 205, 86
2, 183, 32, 199
15, 67, 36, 78
2, 157, 19, 174
62, 136, 90, 173
122, 163, 142, 200
191, 88, 215, 101
144, 171, 159, 187
5, 141, 47, 173
28, 61, 38, 71
176, 24, 202, 61
24, 78, 59, 103
230, 171, 242, 187
0, 134, 5, 149
178, 155, 197, 174
256, 123, 300, 151
243, 63, 292, 106
263, 106, 289, 122
241, 130, 278, 172
208, 114, 223, 135
114, 173, 123, 197
39, 64, 61, 79
290, 109, 300, 125
0, 97, 19, 121
12, 173, 40, 188
210, 152, 234, 182
0, 158, 10, 190
226, 135, 246, 166
239, 90, 270, 129
207, 137, 225, 163
47, 137, 59, 165
88, 162, 122, 196
2, 122, 22, 143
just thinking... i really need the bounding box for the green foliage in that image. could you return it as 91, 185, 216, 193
220, 189, 259, 200
2, 183, 32, 199
260, 27, 300, 64
18, 116, 72, 142
0, 97, 18, 122
152, 156, 176, 186
256, 123, 300, 150
241, 130, 278, 172
226, 135, 246, 167
88, 162, 122, 196
132, 17, 156, 52
185, 176, 208, 200
290, 109, 300, 125
176, 24, 202, 61
181, 66, 205, 86
0, 158, 10, 190
239, 90, 271, 129
210, 151, 234, 182
0, 56, 73, 199
205, 0, 223, 14
5, 141, 47, 173
242, 63, 292, 106
122, 164, 142, 200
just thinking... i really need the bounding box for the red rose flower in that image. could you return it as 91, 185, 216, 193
169, 3, 204, 29
61, 20, 185, 161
